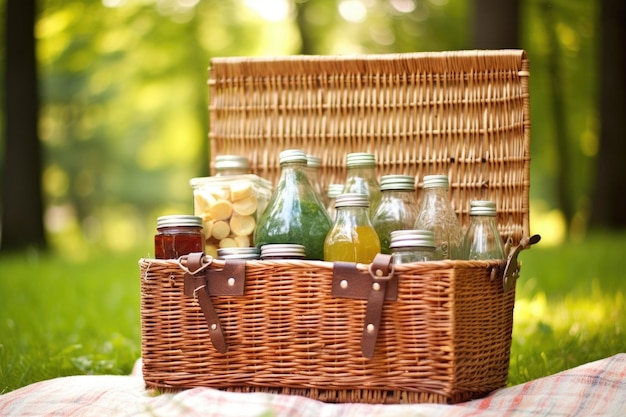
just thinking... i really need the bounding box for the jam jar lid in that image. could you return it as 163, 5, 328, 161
260, 243, 306, 259
157, 215, 203, 229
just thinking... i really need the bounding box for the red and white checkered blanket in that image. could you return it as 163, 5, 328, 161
1, 354, 624, 417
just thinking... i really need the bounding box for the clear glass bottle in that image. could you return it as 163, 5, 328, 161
343, 152, 381, 216
306, 154, 326, 206
371, 175, 420, 254
214, 155, 250, 176
326, 183, 344, 220
390, 229, 438, 264
254, 149, 332, 260
324, 193, 381, 263
413, 174, 464, 259
154, 215, 204, 259
463, 200, 505, 260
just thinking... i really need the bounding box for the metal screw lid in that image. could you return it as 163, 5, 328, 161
346, 152, 376, 167
217, 247, 261, 259
156, 215, 203, 229
422, 174, 450, 189
306, 154, 322, 168
469, 200, 497, 216
335, 193, 370, 208
389, 229, 435, 249
280, 149, 307, 165
260, 243, 306, 259
215, 155, 249, 171
327, 184, 344, 198
380, 175, 415, 191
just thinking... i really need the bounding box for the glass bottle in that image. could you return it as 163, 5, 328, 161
371, 174, 420, 254
390, 229, 438, 264
343, 152, 381, 216
254, 149, 332, 260
413, 174, 464, 259
324, 193, 381, 263
326, 183, 344, 220
214, 155, 250, 176
306, 154, 326, 206
154, 215, 204, 259
463, 200, 505, 260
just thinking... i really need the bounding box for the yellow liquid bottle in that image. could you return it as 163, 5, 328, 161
324, 193, 381, 263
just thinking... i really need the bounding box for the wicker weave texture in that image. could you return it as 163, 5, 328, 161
140, 257, 515, 404
208, 50, 530, 246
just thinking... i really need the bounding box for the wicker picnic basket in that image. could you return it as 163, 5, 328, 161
140, 49, 536, 404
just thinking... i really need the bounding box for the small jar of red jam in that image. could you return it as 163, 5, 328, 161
154, 215, 204, 259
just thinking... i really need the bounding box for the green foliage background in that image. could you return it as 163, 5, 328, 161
0, 0, 601, 255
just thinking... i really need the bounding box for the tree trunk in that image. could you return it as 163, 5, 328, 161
1, 0, 47, 252
589, 0, 626, 229
473, 0, 519, 49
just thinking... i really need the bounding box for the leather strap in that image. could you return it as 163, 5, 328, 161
332, 254, 396, 358
183, 253, 246, 353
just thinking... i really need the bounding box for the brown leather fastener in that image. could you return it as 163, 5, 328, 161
183, 253, 246, 353
332, 254, 396, 358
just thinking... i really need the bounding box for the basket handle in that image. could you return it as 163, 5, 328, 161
332, 254, 397, 358
183, 253, 246, 353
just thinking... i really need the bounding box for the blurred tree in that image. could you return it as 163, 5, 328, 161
1, 0, 47, 252
473, 0, 519, 48
589, 0, 626, 229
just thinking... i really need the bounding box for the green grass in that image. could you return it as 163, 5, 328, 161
0, 232, 625, 394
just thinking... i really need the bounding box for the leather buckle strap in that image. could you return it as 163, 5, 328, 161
183, 253, 246, 353
332, 254, 397, 358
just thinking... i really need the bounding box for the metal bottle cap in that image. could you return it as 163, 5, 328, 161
469, 200, 497, 216
327, 184, 344, 199
346, 152, 376, 167
389, 229, 435, 249
215, 155, 249, 171
280, 149, 308, 164
335, 193, 370, 208
380, 175, 415, 191
260, 243, 306, 259
306, 154, 322, 168
422, 174, 450, 189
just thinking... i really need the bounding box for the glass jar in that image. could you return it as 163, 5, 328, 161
463, 200, 505, 260
371, 174, 419, 254
326, 183, 344, 220
413, 174, 464, 259
343, 152, 381, 216
324, 193, 381, 263
306, 154, 326, 206
390, 229, 438, 264
190, 174, 273, 259
254, 149, 332, 260
214, 155, 250, 176
154, 215, 204, 259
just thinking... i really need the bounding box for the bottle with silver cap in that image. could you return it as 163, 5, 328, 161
413, 174, 464, 259
326, 183, 344, 220
371, 174, 420, 254
254, 149, 332, 260
324, 193, 380, 263
390, 229, 438, 264
342, 152, 381, 215
463, 200, 505, 260
214, 155, 250, 176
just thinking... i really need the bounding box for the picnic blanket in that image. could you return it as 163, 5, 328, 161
1, 354, 624, 417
